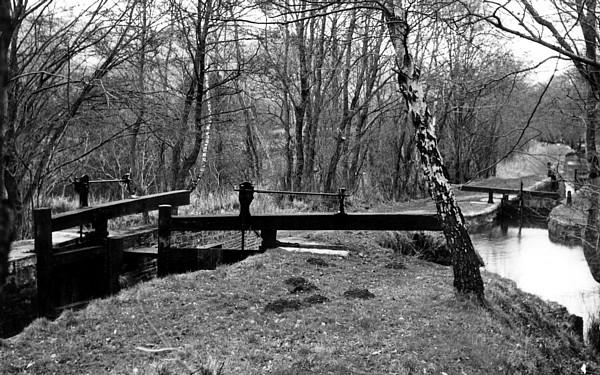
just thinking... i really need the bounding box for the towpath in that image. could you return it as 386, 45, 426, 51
376, 175, 553, 219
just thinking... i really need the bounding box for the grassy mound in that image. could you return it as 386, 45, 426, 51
0, 231, 595, 374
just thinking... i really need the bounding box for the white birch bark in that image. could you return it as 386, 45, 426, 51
382, 3, 485, 299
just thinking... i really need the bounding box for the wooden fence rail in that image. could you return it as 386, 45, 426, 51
168, 212, 442, 232
34, 190, 190, 317
459, 184, 559, 204
157, 204, 442, 276
33, 188, 443, 315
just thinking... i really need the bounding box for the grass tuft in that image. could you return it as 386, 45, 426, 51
305, 257, 330, 267
47, 196, 78, 214
284, 277, 318, 294
342, 288, 375, 299
264, 298, 304, 314
304, 294, 329, 305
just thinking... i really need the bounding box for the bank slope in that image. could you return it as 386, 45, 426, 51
0, 231, 595, 375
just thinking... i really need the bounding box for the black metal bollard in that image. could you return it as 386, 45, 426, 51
238, 181, 254, 225
567, 190, 572, 206
238, 182, 254, 252
73, 175, 90, 208
121, 173, 133, 195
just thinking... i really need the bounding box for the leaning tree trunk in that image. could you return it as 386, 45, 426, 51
383, 7, 485, 299
583, 87, 600, 282
576, 0, 600, 282
583, 178, 600, 282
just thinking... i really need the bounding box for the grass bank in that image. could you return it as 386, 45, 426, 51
0, 231, 595, 374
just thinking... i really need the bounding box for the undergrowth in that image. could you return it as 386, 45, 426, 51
375, 231, 452, 266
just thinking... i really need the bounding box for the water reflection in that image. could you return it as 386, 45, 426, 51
471, 226, 600, 321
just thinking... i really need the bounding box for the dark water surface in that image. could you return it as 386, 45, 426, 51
471, 226, 600, 321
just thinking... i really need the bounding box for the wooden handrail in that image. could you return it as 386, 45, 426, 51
169, 212, 442, 232
50, 190, 190, 231
460, 185, 559, 199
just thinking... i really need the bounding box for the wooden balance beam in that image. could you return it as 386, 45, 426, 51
459, 185, 559, 203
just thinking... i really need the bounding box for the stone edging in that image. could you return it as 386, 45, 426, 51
548, 205, 585, 246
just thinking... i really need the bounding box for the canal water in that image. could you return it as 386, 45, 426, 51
471, 225, 600, 323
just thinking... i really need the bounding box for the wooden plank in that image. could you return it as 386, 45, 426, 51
53, 246, 105, 266
123, 247, 158, 257
276, 241, 347, 250
108, 225, 156, 249
171, 212, 442, 232
166, 247, 223, 272
124, 241, 222, 258
221, 249, 263, 264
279, 247, 349, 257
157, 205, 172, 277
34, 208, 53, 317
261, 229, 277, 250
51, 190, 190, 231
56, 299, 92, 312
199, 242, 223, 249
107, 237, 124, 294
460, 185, 559, 198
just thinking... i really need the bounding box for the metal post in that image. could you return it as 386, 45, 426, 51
519, 180, 524, 228
567, 190, 572, 206
488, 191, 493, 204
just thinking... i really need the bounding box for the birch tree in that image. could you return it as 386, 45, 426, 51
164, 0, 250, 190
381, 1, 486, 299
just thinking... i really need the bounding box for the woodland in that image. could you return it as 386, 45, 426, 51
0, 0, 588, 242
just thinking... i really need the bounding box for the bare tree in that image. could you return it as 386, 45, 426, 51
459, 0, 600, 280
381, 1, 485, 299
0, 0, 153, 235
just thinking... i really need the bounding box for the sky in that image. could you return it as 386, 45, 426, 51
52, 0, 575, 83
512, 37, 573, 83
492, 1, 578, 82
